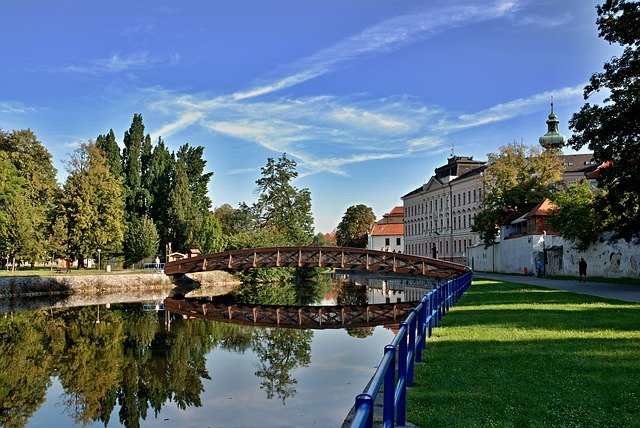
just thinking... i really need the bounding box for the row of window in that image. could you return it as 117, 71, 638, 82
405, 187, 482, 219
404, 213, 477, 236
405, 237, 473, 257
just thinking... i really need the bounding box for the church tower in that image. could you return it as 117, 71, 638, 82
539, 102, 567, 152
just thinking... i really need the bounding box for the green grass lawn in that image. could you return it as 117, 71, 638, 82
407, 279, 640, 427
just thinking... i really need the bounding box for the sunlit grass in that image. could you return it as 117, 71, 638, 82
407, 279, 640, 427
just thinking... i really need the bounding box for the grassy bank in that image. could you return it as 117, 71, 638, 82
407, 279, 640, 427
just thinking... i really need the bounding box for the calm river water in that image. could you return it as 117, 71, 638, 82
0, 273, 433, 427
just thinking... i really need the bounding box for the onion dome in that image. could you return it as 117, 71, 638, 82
539, 102, 567, 151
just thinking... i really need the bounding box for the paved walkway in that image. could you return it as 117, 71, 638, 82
474, 273, 640, 303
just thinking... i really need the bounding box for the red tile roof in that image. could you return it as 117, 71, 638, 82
386, 206, 404, 217
371, 223, 404, 236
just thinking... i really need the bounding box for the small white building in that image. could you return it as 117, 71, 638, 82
368, 206, 404, 252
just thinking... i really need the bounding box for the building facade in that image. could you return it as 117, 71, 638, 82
401, 104, 599, 265
401, 156, 485, 264
368, 206, 404, 252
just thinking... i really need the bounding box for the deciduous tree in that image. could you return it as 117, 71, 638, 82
336, 204, 376, 248
568, 0, 640, 241
63, 143, 126, 268
472, 141, 564, 247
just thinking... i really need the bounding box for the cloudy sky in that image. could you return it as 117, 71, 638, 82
0, 0, 618, 233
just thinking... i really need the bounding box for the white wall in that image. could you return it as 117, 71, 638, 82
368, 235, 403, 252
470, 234, 640, 278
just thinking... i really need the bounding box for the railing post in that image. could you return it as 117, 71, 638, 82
383, 345, 396, 428
398, 322, 409, 426
407, 314, 416, 387
354, 394, 374, 428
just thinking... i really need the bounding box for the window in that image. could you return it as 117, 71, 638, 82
463, 216, 466, 229
473, 189, 476, 202
385, 238, 390, 246
463, 193, 465, 205
396, 237, 401, 245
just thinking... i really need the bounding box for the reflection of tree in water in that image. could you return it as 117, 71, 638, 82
0, 311, 54, 428
233, 271, 331, 306
251, 328, 313, 403
345, 327, 375, 339
0, 305, 222, 428
336, 280, 368, 306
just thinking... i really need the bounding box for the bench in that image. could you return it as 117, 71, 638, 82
55, 268, 70, 274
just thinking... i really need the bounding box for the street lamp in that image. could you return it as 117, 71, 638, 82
97, 249, 101, 271
541, 230, 547, 277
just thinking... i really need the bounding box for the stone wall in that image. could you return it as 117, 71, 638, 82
0, 270, 241, 298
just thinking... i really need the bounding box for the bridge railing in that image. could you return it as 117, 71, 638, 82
348, 271, 473, 428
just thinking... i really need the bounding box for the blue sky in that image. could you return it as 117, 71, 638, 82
0, 0, 618, 233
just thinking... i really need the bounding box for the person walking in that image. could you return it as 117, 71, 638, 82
579, 258, 587, 283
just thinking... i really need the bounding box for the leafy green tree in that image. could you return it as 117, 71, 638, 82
213, 203, 253, 236
124, 215, 160, 266
96, 129, 122, 177
198, 212, 226, 254
336, 204, 376, 248
1, 194, 38, 269
0, 129, 60, 264
568, 0, 640, 241
472, 141, 564, 247
549, 181, 606, 250
249, 153, 314, 245
63, 143, 126, 268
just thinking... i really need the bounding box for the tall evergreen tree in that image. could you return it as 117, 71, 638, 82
175, 144, 213, 213
168, 158, 201, 251
96, 129, 122, 177
250, 153, 314, 244
140, 134, 153, 215
148, 138, 173, 249
122, 114, 146, 218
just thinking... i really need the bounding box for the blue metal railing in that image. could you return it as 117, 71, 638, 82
349, 271, 473, 428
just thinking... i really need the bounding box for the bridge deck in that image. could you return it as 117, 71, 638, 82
164, 246, 469, 279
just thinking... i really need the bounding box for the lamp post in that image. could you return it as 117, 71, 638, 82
97, 249, 101, 271
542, 230, 547, 277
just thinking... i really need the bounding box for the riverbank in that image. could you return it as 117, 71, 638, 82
0, 270, 241, 299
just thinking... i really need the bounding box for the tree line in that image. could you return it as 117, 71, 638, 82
0, 114, 321, 270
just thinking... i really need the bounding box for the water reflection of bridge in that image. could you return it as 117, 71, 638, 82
164, 298, 417, 330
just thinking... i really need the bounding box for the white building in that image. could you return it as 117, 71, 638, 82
368, 206, 404, 252
401, 105, 601, 265
401, 156, 485, 264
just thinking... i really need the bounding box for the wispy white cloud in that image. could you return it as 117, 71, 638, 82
57, 52, 160, 74
232, 0, 522, 100
431, 85, 584, 132
148, 0, 574, 178
0, 100, 36, 114
518, 12, 573, 28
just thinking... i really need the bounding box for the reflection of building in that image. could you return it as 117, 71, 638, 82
368, 206, 404, 252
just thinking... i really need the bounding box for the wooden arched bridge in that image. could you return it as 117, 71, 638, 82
164, 246, 470, 279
